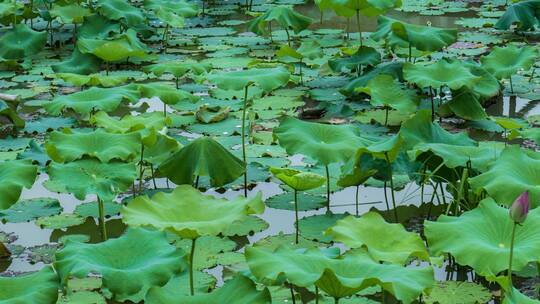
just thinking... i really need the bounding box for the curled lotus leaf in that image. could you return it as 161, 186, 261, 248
356, 74, 418, 113
45, 129, 141, 163
329, 46, 382, 73
158, 136, 244, 187
195, 105, 230, 124
44, 159, 137, 202
54, 228, 186, 302
332, 0, 402, 17
273, 116, 375, 165
138, 83, 200, 105
144, 0, 199, 18
495, 0, 540, 31
325, 212, 430, 264
425, 198, 540, 279
209, 67, 290, 93
96, 0, 144, 27
403, 60, 481, 90
77, 29, 148, 62
51, 48, 102, 75
0, 159, 37, 210
50, 3, 91, 24
121, 185, 265, 239
247, 6, 313, 35
503, 287, 540, 304
0, 24, 46, 60
480, 44, 538, 80
270, 167, 326, 191
146, 274, 271, 304
469, 146, 540, 207
143, 133, 182, 166
245, 245, 434, 302
337, 149, 379, 187
0, 266, 59, 304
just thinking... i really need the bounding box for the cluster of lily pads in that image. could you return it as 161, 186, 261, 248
1, 0, 540, 303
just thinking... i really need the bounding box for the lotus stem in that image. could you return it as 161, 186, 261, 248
385, 152, 398, 222
138, 144, 145, 193
408, 43, 412, 62
356, 10, 361, 46
355, 185, 360, 216
429, 86, 435, 121
98, 197, 107, 241
294, 189, 299, 244
508, 221, 517, 291
384, 106, 389, 126
509, 75, 514, 94
189, 238, 197, 296
194, 175, 199, 189
346, 17, 350, 40
325, 165, 330, 212
149, 164, 157, 189
315, 286, 319, 304
334, 297, 340, 304
383, 181, 390, 212
289, 284, 296, 304
241, 85, 249, 197
285, 28, 291, 47
320, 10, 323, 24
161, 23, 169, 50
299, 59, 303, 85
439, 182, 447, 206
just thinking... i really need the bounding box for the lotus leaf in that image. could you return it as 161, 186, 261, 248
446, 88, 487, 121
425, 198, 540, 278
246, 245, 434, 302
325, 212, 429, 264
266, 192, 327, 211
196, 105, 230, 124
55, 73, 129, 87
77, 30, 148, 62
0, 24, 46, 60
51, 48, 102, 75
146, 274, 271, 304
337, 149, 379, 188
423, 281, 492, 304
50, 3, 91, 24
0, 266, 59, 304
45, 129, 141, 163
158, 136, 245, 187
403, 60, 480, 90
121, 185, 264, 239
247, 6, 313, 36
209, 67, 290, 93
44, 159, 136, 202
138, 83, 199, 105
276, 40, 323, 62
143, 133, 181, 166
333, 0, 402, 17
480, 44, 537, 80
144, 0, 199, 18
143, 60, 210, 78
0, 198, 62, 223
270, 167, 326, 191
55, 228, 186, 302
328, 46, 381, 73
0, 159, 37, 210
36, 213, 85, 229
469, 146, 540, 207
96, 0, 144, 27
503, 287, 540, 304
495, 0, 540, 31
356, 74, 418, 113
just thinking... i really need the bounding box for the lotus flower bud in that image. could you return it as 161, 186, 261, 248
509, 191, 530, 224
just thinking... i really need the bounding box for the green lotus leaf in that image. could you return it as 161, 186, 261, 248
45, 129, 141, 163
96, 0, 144, 27
55, 228, 186, 302
0, 24, 46, 60
143, 60, 211, 78
158, 136, 244, 187
462, 61, 501, 98
325, 212, 429, 264
0, 198, 62, 223
141, 270, 216, 300
45, 84, 140, 115
423, 281, 492, 304
44, 159, 136, 202
503, 287, 540, 304
0, 159, 37, 210
143, 133, 182, 166
371, 16, 457, 51
270, 167, 326, 191
273, 116, 374, 165
0, 1, 21, 19
245, 245, 434, 302
425, 197, 540, 278
298, 212, 348, 243
332, 0, 401, 16
138, 83, 199, 105
50, 3, 91, 24
77, 14, 120, 39
36, 213, 85, 229
55, 73, 129, 87
446, 88, 487, 121
328, 46, 381, 73
276, 40, 323, 63
356, 74, 418, 113
0, 99, 24, 128
495, 0, 540, 31
74, 200, 122, 218
403, 60, 481, 90
51, 48, 102, 75
266, 192, 327, 211
480, 44, 537, 80
196, 105, 230, 124
77, 29, 148, 62
155, 8, 185, 27
337, 149, 379, 187
147, 274, 270, 304
469, 146, 540, 207
0, 266, 59, 304
144, 0, 199, 18
209, 67, 290, 93
121, 185, 264, 239
247, 6, 313, 35
343, 61, 403, 94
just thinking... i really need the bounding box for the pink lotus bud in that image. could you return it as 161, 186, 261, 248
509, 191, 530, 224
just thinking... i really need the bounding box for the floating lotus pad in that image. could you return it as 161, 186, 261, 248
0, 266, 59, 304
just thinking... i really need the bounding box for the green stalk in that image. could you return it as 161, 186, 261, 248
150, 164, 157, 189
241, 85, 250, 197
385, 152, 398, 222
355, 185, 360, 216
335, 297, 340, 304
356, 10, 361, 46
508, 222, 517, 291
429, 86, 435, 121
285, 28, 291, 46
189, 238, 197, 296
162, 23, 169, 50
384, 106, 389, 126
315, 286, 319, 304
290, 284, 296, 304
383, 181, 390, 212
138, 144, 145, 193
325, 165, 331, 212
294, 189, 299, 244
509, 75, 514, 94
97, 197, 107, 241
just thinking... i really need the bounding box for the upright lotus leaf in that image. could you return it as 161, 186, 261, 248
446, 88, 487, 121
55, 73, 129, 88
146, 274, 271, 304
247, 6, 313, 36
55, 228, 186, 302
144, 0, 199, 18
45, 84, 140, 115
51, 48, 102, 75
96, 0, 144, 27
403, 60, 481, 90
0, 159, 37, 210
325, 212, 429, 264
77, 14, 120, 39
503, 287, 540, 304
50, 3, 91, 24
495, 0, 540, 31
209, 67, 290, 93
480, 44, 537, 80
463, 61, 501, 98
425, 198, 540, 279
138, 83, 199, 105
333, 0, 402, 17
328, 46, 381, 73
92, 111, 171, 135
45, 129, 141, 163
143, 133, 182, 166
143, 60, 211, 79
469, 146, 540, 207
245, 245, 434, 303
44, 159, 136, 202
270, 167, 326, 191
343, 61, 404, 94
356, 74, 418, 113
273, 116, 374, 165
0, 99, 24, 128
0, 266, 59, 304
371, 16, 457, 52
77, 29, 149, 62
337, 149, 379, 188
398, 110, 476, 151
0, 24, 46, 60
277, 40, 323, 63
158, 136, 245, 187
